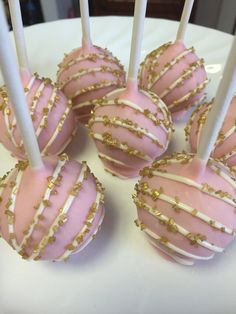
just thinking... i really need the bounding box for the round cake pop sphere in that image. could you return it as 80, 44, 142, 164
133, 153, 236, 265
89, 84, 173, 179
185, 96, 236, 167
139, 41, 208, 120
0, 154, 105, 261
57, 45, 126, 124
0, 70, 77, 159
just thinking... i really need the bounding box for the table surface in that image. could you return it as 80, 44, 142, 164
0, 17, 234, 314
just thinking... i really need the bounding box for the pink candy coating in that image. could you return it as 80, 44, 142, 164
89, 83, 172, 179
186, 96, 236, 167
139, 41, 208, 120
0, 71, 77, 159
57, 45, 126, 124
133, 153, 236, 265
0, 155, 105, 261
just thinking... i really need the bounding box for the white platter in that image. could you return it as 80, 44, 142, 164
0, 17, 235, 314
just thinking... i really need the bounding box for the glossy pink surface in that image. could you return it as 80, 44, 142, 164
57, 45, 126, 124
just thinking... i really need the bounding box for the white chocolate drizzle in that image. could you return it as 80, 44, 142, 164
55, 126, 78, 155
160, 59, 205, 98
217, 126, 236, 147
148, 237, 194, 266
209, 162, 236, 189
147, 48, 194, 89
219, 148, 236, 162
134, 197, 223, 252
91, 132, 152, 162
139, 42, 171, 86
58, 66, 124, 90
76, 206, 105, 254
35, 87, 58, 134
136, 183, 235, 235
70, 80, 123, 100
168, 79, 209, 109
98, 152, 128, 166
41, 105, 72, 155
57, 52, 122, 77
186, 102, 236, 162
18, 87, 59, 148
19, 159, 67, 253
73, 99, 94, 110
1, 76, 72, 156
89, 116, 164, 147
8, 76, 37, 133
97, 96, 169, 133
154, 154, 236, 191
29, 162, 88, 260
4, 169, 23, 251
136, 220, 214, 261
56, 185, 103, 261
104, 167, 130, 179
150, 170, 236, 207
29, 81, 45, 112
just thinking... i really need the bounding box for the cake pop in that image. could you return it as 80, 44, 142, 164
133, 33, 236, 265
0, 3, 105, 261
0, 155, 105, 261
57, 0, 126, 124
185, 95, 236, 167
0, 0, 77, 159
139, 0, 208, 120
89, 0, 172, 179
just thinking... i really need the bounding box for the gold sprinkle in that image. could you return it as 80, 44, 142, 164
191, 209, 198, 216
65, 243, 75, 251
42, 199, 51, 207
48, 236, 56, 244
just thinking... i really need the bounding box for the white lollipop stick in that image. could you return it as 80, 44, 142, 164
176, 0, 194, 42
79, 0, 92, 49
127, 0, 147, 82
197, 34, 236, 164
8, 0, 30, 72
0, 1, 42, 169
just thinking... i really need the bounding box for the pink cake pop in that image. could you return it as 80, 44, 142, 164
57, 0, 126, 124
139, 0, 208, 120
0, 0, 77, 159
133, 33, 236, 265
0, 155, 105, 261
89, 0, 172, 179
0, 4, 104, 261
185, 95, 236, 167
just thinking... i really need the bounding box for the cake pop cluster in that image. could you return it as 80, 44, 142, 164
1, 0, 236, 269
